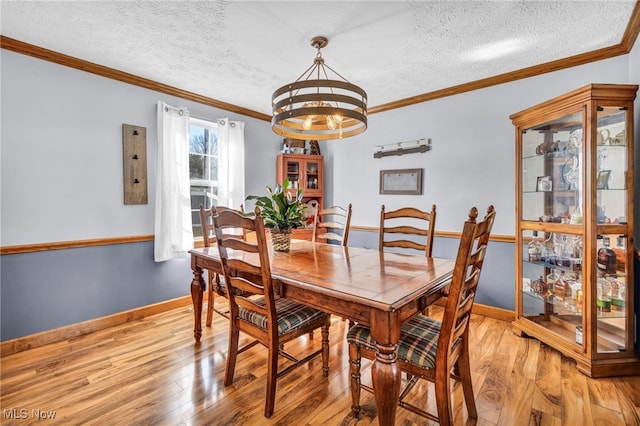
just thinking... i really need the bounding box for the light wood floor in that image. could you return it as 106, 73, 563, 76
1, 301, 639, 425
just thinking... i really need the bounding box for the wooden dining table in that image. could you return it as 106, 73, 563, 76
189, 240, 455, 426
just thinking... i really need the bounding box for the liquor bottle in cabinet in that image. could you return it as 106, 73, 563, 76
510, 84, 639, 377
276, 153, 324, 240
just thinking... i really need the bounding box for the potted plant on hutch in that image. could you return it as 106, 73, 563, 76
246, 179, 305, 252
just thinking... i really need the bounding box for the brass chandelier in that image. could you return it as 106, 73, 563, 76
271, 36, 367, 141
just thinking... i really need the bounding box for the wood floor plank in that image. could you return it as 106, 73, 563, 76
511, 335, 541, 381
474, 327, 520, 423
528, 408, 561, 426
587, 376, 622, 413
614, 376, 640, 425
1, 304, 637, 425
531, 343, 562, 418
497, 372, 535, 426
589, 403, 626, 425
560, 356, 593, 425
470, 314, 505, 376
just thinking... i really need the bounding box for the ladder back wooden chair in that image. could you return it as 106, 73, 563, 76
312, 203, 352, 246
379, 204, 437, 256
199, 204, 247, 326
212, 206, 331, 418
348, 205, 496, 425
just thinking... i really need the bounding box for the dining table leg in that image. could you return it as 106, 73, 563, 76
190, 260, 205, 343
370, 311, 401, 426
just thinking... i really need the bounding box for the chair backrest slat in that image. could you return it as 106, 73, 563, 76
383, 239, 427, 251
233, 288, 269, 316
226, 258, 263, 277
384, 207, 430, 220
321, 231, 345, 242
318, 220, 345, 229
451, 316, 469, 343
379, 204, 437, 257
383, 225, 429, 236
223, 238, 259, 253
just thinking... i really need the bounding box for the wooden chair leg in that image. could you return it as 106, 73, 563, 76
224, 324, 239, 387
265, 339, 279, 418
321, 317, 330, 377
435, 368, 453, 426
348, 343, 362, 419
205, 272, 215, 327
457, 347, 478, 419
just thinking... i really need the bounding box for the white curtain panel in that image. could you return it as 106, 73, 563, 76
154, 101, 194, 262
217, 118, 245, 210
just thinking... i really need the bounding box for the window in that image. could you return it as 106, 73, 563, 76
189, 118, 218, 238
186, 116, 245, 241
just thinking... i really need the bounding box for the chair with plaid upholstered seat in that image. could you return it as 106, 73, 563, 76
212, 206, 331, 418
348, 205, 496, 425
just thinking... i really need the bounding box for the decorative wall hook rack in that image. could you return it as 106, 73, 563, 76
373, 138, 431, 158
122, 124, 148, 204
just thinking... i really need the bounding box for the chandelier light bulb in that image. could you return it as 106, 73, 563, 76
326, 114, 337, 130
303, 115, 315, 130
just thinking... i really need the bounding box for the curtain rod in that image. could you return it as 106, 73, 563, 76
191, 114, 236, 127
163, 104, 187, 115
165, 103, 236, 127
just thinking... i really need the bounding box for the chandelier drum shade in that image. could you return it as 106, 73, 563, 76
272, 36, 367, 141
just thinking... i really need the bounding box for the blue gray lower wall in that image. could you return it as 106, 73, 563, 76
1, 241, 191, 341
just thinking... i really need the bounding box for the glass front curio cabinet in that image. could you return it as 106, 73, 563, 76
276, 153, 324, 239
510, 84, 638, 377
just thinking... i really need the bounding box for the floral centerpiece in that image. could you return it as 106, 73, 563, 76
246, 179, 305, 251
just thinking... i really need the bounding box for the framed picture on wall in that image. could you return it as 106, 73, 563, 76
379, 169, 423, 195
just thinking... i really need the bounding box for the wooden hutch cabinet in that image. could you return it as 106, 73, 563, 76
276, 153, 324, 240
510, 84, 639, 377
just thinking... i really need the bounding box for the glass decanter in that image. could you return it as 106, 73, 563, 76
528, 231, 543, 263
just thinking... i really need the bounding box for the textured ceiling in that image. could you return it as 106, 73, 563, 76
1, 1, 637, 116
